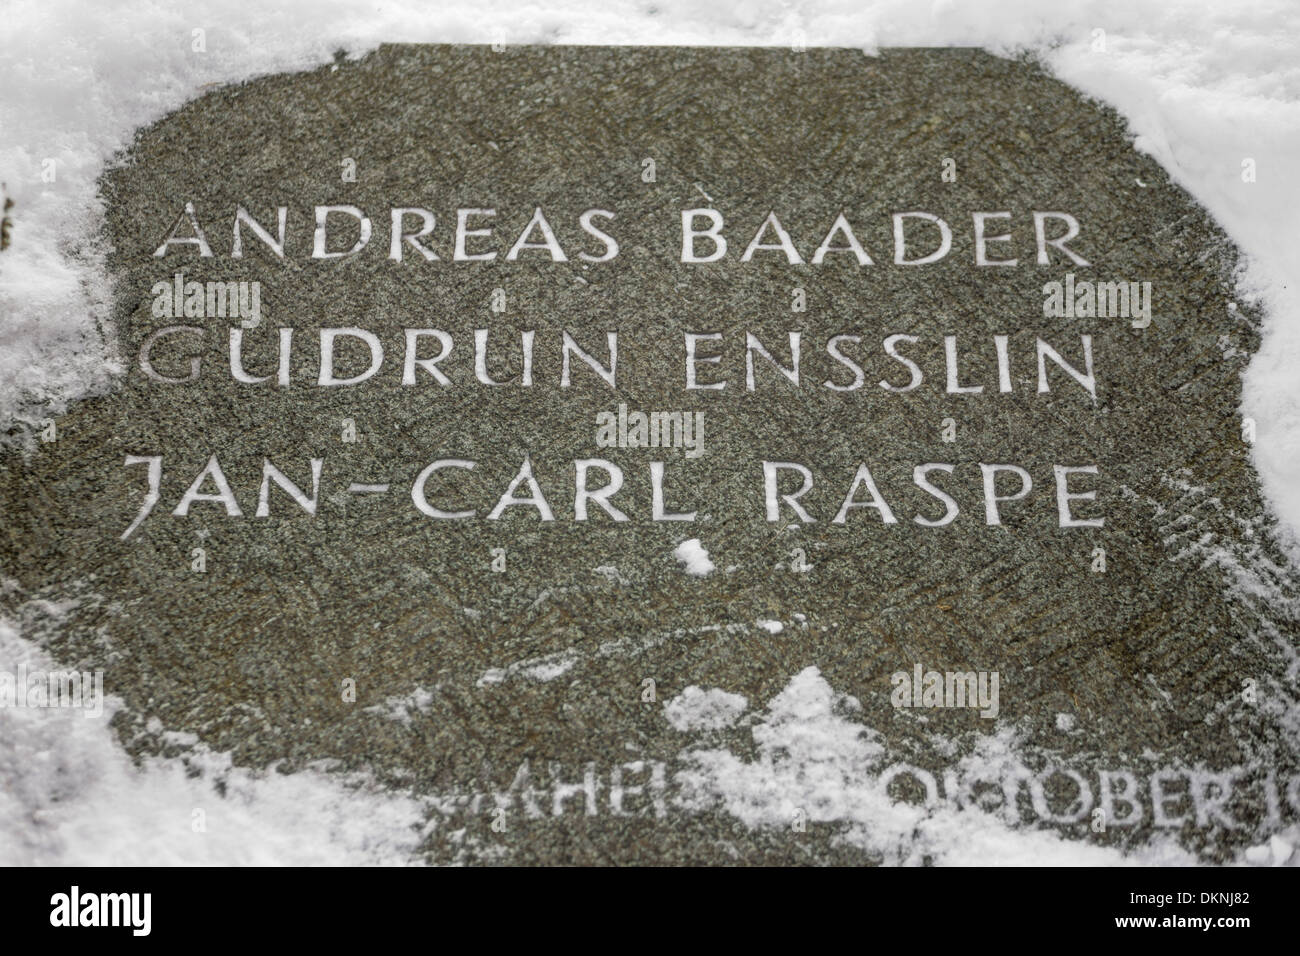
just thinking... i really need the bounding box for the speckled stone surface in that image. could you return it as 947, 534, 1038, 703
2, 46, 1297, 863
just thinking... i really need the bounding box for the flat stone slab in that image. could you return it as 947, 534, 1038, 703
3, 45, 1298, 863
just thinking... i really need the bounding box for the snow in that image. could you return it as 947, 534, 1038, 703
671, 668, 1199, 865
664, 685, 749, 731
476, 648, 580, 687
674, 538, 716, 576
3, 0, 1299, 865
364, 686, 437, 724
1244, 833, 1296, 866
0, 619, 425, 865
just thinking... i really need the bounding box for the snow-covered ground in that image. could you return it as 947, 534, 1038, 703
2, 0, 1298, 865
0, 617, 426, 864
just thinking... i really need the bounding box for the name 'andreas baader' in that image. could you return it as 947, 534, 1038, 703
150, 203, 1091, 267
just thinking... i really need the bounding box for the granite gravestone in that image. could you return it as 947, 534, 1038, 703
3, 46, 1298, 863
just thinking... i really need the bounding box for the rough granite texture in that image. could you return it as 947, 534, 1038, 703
2, 46, 1298, 864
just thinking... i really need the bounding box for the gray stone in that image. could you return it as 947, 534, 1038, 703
2, 45, 1297, 863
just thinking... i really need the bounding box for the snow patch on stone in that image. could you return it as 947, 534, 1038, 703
664, 686, 748, 732
674, 538, 715, 577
